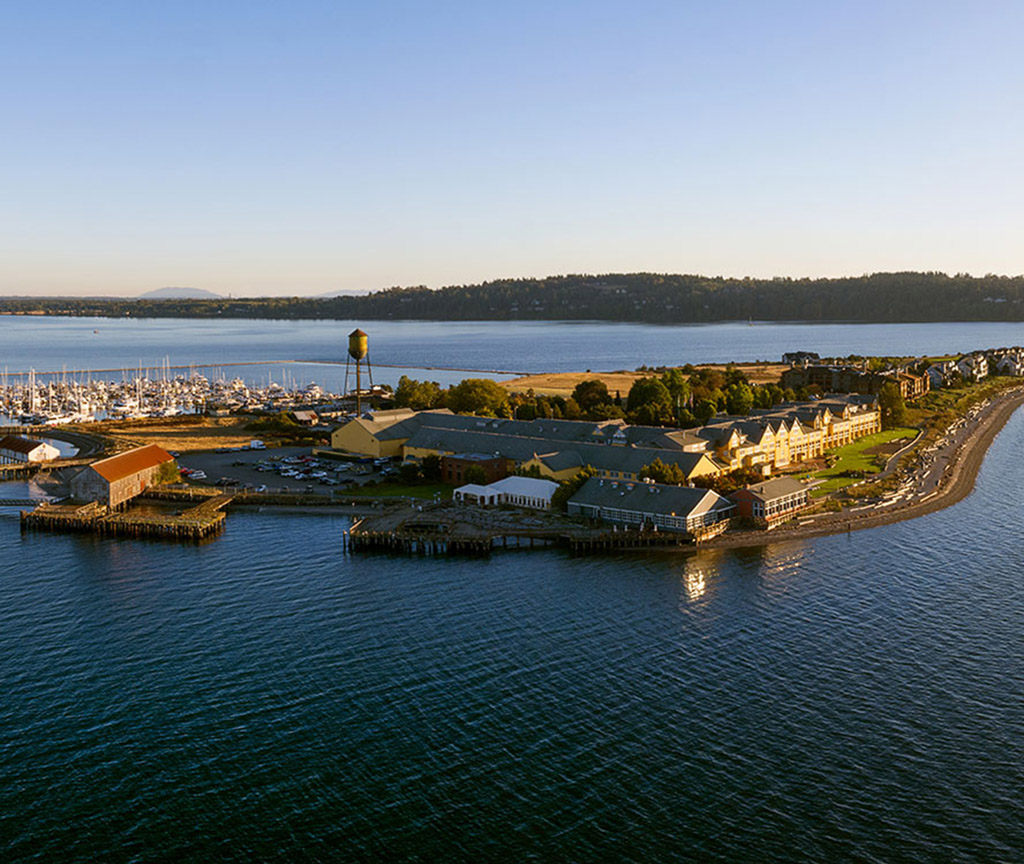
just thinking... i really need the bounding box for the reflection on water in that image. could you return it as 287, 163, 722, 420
678, 548, 731, 605
0, 414, 1023, 862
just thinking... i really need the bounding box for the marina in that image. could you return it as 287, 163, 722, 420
0, 362, 345, 425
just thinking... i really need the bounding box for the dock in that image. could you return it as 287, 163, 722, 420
20, 493, 233, 541
344, 502, 717, 556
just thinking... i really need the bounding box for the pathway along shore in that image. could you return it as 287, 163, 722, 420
705, 386, 1024, 550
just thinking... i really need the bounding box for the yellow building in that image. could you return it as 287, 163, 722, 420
330, 408, 450, 458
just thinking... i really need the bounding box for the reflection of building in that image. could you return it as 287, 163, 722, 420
0, 435, 60, 464
568, 477, 734, 539
71, 445, 175, 508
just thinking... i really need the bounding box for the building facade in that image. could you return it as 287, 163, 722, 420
0, 435, 60, 464
568, 477, 734, 539
70, 445, 175, 508
729, 477, 814, 528
440, 453, 514, 485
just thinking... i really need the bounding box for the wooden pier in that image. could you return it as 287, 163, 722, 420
20, 493, 233, 541
344, 503, 709, 556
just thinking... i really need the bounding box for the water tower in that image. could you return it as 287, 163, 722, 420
344, 328, 373, 415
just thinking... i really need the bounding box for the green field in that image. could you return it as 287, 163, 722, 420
809, 427, 918, 494
347, 482, 454, 500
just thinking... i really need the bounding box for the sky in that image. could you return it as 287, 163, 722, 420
3, 1, 1023, 297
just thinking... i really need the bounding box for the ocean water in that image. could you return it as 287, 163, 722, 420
0, 410, 1021, 861
3, 316, 1024, 390
0, 318, 1022, 860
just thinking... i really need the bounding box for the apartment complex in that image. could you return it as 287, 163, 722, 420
780, 364, 929, 400
329, 395, 880, 483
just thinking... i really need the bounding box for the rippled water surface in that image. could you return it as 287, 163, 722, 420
2, 412, 1022, 860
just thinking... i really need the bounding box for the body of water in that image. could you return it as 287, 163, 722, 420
3, 317, 1024, 391
0, 319, 1021, 860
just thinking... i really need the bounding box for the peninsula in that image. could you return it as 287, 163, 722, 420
6, 345, 1024, 552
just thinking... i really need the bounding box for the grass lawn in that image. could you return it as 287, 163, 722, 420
808, 427, 918, 494
347, 482, 454, 499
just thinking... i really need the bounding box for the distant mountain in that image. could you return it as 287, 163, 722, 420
136, 287, 222, 300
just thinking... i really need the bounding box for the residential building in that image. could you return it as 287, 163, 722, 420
729, 477, 814, 528
780, 365, 929, 400
957, 354, 989, 382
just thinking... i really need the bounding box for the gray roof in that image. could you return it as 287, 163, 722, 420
732, 476, 810, 502
569, 477, 734, 519
404, 424, 715, 478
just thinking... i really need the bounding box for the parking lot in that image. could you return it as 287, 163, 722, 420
176, 446, 394, 493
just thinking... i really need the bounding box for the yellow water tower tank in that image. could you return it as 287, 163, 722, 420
348, 328, 368, 361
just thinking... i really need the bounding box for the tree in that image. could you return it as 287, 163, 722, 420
639, 457, 687, 485
660, 368, 691, 422
398, 462, 422, 484
725, 383, 754, 415
626, 377, 674, 425
571, 379, 611, 412
562, 396, 582, 420
551, 466, 598, 513
878, 381, 907, 429
585, 403, 626, 421
694, 399, 718, 425
393, 375, 445, 409
446, 378, 510, 415
463, 465, 487, 485
155, 461, 181, 484
420, 454, 441, 482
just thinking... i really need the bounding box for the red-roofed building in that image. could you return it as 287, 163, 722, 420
70, 445, 175, 508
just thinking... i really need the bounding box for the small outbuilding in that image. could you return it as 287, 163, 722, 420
70, 444, 176, 509
0, 435, 60, 464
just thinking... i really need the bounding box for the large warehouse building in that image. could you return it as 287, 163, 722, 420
70, 445, 176, 508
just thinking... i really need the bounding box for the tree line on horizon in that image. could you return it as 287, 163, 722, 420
7, 271, 1024, 322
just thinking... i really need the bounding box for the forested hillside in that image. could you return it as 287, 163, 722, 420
5, 272, 1024, 322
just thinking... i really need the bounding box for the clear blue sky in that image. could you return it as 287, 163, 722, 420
3, 1, 1023, 296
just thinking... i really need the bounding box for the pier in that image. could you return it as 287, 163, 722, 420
20, 493, 233, 541
344, 502, 709, 556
